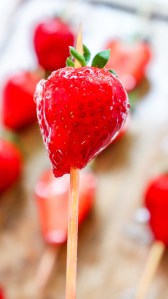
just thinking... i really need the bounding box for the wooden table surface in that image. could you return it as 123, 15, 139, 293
0, 1, 168, 299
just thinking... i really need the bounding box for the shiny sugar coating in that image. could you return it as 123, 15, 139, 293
35, 169, 96, 246
145, 174, 168, 246
35, 66, 129, 177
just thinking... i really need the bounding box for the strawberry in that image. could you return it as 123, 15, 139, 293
34, 18, 75, 72
35, 46, 129, 177
0, 138, 22, 193
3, 71, 42, 130
104, 39, 151, 92
144, 174, 168, 245
35, 169, 96, 245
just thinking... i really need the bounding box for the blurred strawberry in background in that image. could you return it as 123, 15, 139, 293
0, 138, 22, 193
33, 17, 75, 72
145, 174, 168, 245
105, 39, 152, 92
3, 71, 42, 130
35, 169, 96, 246
34, 169, 96, 290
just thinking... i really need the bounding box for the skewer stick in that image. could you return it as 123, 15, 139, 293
35, 28, 83, 296
65, 25, 83, 299
35, 246, 58, 293
74, 25, 83, 68
135, 241, 165, 299
66, 168, 79, 299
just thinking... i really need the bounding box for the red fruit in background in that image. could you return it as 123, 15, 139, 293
34, 18, 75, 71
35, 169, 96, 246
35, 67, 129, 177
105, 39, 151, 91
0, 139, 22, 193
144, 174, 168, 246
3, 71, 41, 130
0, 288, 5, 299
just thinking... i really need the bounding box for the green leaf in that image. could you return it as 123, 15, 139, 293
91, 49, 110, 68
66, 57, 75, 67
108, 69, 118, 77
83, 45, 91, 64
69, 46, 86, 67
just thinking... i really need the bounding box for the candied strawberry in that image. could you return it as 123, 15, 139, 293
35, 66, 129, 177
3, 71, 41, 130
0, 139, 22, 192
35, 169, 96, 245
144, 174, 168, 245
34, 18, 75, 72
105, 39, 151, 91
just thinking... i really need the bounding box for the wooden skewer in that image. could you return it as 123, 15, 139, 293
66, 168, 79, 299
135, 241, 165, 299
74, 24, 83, 68
66, 26, 83, 299
34, 28, 83, 297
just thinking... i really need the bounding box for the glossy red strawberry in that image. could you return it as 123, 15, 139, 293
35, 66, 129, 177
34, 18, 74, 72
105, 39, 151, 91
3, 71, 41, 130
35, 169, 96, 245
144, 174, 168, 245
0, 139, 22, 192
